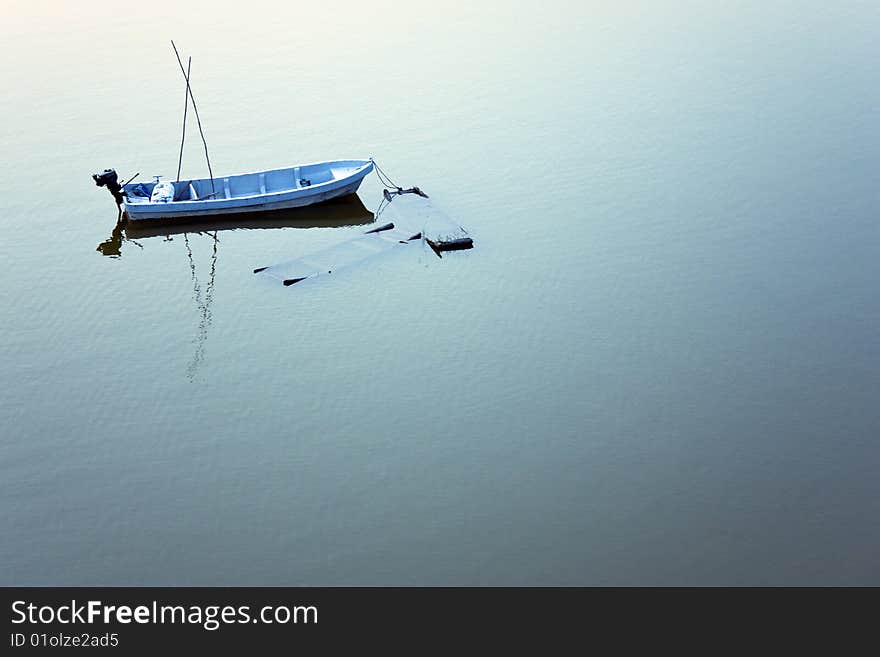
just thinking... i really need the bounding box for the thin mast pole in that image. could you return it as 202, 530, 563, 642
171, 41, 215, 196
176, 56, 191, 182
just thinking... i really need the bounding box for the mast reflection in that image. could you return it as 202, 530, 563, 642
95, 193, 376, 379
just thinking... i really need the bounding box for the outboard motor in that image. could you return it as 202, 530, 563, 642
93, 168, 124, 205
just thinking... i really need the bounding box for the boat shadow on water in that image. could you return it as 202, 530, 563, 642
95, 193, 376, 381
97, 193, 374, 257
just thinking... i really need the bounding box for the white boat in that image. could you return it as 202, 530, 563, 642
114, 159, 374, 221
93, 45, 377, 222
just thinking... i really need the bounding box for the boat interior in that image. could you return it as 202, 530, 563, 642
124, 160, 370, 203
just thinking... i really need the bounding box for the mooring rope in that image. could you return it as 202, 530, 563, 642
371, 158, 399, 218
369, 159, 430, 222
375, 194, 392, 218
371, 158, 401, 191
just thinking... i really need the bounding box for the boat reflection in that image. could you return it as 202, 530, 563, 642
97, 207, 141, 258
184, 230, 218, 382
96, 216, 125, 257
123, 193, 374, 240
97, 194, 375, 257
95, 193, 375, 381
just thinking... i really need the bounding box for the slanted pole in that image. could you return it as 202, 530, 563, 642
171, 41, 215, 196
176, 56, 191, 182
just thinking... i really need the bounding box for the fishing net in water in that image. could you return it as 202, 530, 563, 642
253, 192, 471, 286
376, 192, 469, 242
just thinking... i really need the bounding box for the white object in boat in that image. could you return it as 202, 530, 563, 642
150, 181, 176, 203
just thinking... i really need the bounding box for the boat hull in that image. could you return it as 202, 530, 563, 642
122, 159, 373, 221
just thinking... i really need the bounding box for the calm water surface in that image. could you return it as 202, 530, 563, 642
1, 1, 878, 584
